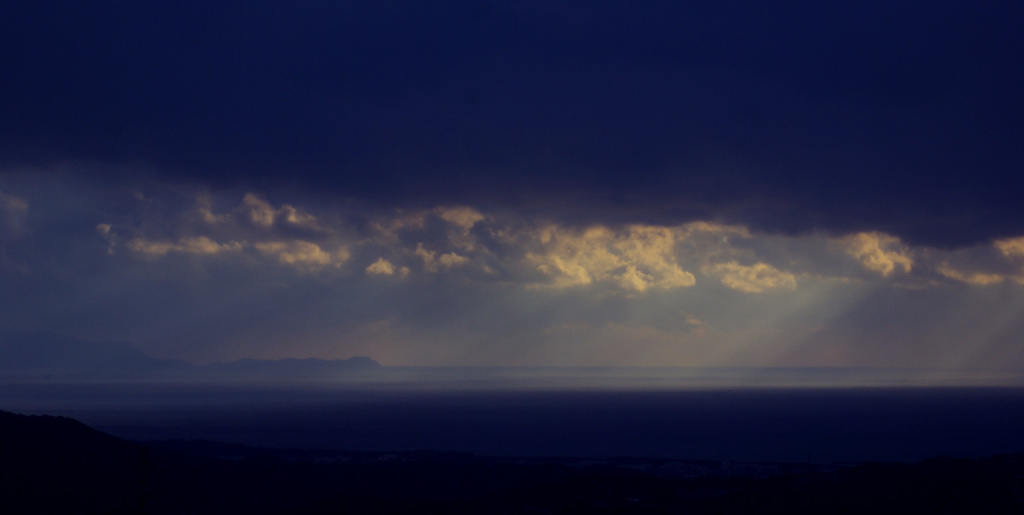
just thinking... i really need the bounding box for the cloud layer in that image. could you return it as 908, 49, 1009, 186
2, 4, 1023, 370
2, 174, 1021, 369
94, 189, 1002, 293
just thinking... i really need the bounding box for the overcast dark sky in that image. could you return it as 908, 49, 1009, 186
2, 2, 1024, 369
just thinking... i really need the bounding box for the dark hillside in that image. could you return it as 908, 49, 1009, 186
0, 410, 147, 514
3, 409, 1024, 514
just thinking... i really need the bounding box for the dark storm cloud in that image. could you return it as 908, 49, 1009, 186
2, 1, 1023, 247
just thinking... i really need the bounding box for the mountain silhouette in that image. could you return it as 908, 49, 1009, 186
0, 328, 187, 379
0, 410, 147, 513
0, 328, 381, 381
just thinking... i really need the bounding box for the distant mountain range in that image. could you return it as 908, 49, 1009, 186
0, 328, 381, 381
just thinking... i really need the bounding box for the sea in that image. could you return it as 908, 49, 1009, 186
2, 367, 1023, 464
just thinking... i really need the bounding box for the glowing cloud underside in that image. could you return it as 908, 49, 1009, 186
416, 243, 469, 273
366, 257, 395, 275
704, 262, 797, 293
5, 181, 1024, 368
839, 232, 913, 276
127, 236, 243, 256
937, 263, 1007, 285
99, 193, 349, 271
525, 225, 696, 291
255, 241, 346, 267
95, 191, 1024, 295
995, 237, 1024, 259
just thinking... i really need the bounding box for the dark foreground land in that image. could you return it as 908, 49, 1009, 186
2, 410, 1023, 514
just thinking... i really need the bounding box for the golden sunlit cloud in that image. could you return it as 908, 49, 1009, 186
438, 252, 469, 268
703, 261, 797, 293
97, 191, 1024, 296
937, 263, 1007, 285
254, 241, 347, 268
928, 236, 1024, 287
436, 206, 484, 251
242, 193, 276, 227
101, 193, 353, 272
415, 243, 469, 273
839, 232, 913, 276
240, 193, 323, 231
192, 194, 229, 225
365, 257, 395, 275
435, 206, 485, 231
126, 236, 243, 256
8, 174, 1024, 368
525, 224, 696, 291
365, 257, 408, 276
680, 221, 751, 239
995, 236, 1024, 259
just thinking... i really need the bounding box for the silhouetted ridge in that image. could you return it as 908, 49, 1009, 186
0, 410, 146, 514
3, 409, 1024, 514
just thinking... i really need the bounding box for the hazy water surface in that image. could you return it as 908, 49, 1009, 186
3, 367, 1023, 463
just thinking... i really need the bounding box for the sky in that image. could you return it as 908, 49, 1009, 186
1, 1, 1023, 367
